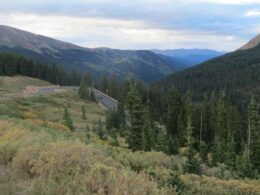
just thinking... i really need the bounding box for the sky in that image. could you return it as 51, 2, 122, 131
0, 0, 260, 51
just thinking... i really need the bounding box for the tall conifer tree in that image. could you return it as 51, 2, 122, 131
127, 81, 144, 151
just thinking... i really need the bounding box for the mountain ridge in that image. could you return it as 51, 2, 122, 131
239, 34, 260, 50
152, 48, 225, 67
0, 25, 85, 54
0, 25, 184, 82
154, 37, 260, 102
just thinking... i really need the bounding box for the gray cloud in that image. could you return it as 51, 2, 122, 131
0, 0, 259, 50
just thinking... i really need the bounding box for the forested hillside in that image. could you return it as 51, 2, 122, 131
0, 53, 82, 86
0, 40, 259, 195
155, 44, 260, 103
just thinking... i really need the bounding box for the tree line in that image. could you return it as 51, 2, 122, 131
154, 44, 260, 107
0, 52, 82, 86
100, 77, 260, 178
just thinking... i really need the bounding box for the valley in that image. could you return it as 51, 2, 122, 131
0, 36, 259, 193
0, 4, 260, 193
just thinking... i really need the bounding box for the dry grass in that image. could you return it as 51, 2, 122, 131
0, 76, 51, 96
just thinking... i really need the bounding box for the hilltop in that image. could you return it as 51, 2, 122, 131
239, 34, 260, 50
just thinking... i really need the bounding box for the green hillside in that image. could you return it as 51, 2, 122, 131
155, 44, 260, 101
0, 76, 50, 96
0, 76, 259, 194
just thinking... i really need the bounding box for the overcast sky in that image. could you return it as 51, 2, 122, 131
0, 0, 260, 51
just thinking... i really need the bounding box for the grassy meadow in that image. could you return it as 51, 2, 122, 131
0, 76, 51, 96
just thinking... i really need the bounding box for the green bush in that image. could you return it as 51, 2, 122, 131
180, 174, 260, 195
0, 103, 21, 118
0, 143, 17, 164
200, 163, 238, 179
26, 142, 175, 195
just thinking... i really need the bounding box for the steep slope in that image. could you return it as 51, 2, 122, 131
0, 25, 82, 54
239, 34, 260, 50
155, 42, 260, 100
0, 25, 183, 82
152, 49, 224, 67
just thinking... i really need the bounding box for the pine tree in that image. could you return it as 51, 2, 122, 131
225, 136, 236, 169
237, 144, 253, 178
78, 74, 91, 99
95, 119, 107, 140
247, 96, 260, 171
168, 137, 179, 154
109, 128, 119, 146
86, 124, 90, 131
155, 125, 168, 153
182, 93, 200, 174
201, 95, 215, 144
166, 86, 184, 152
166, 86, 184, 137
199, 141, 208, 163
185, 92, 193, 147
81, 106, 87, 120
70, 69, 81, 86
211, 136, 223, 166
117, 102, 126, 130
186, 116, 193, 148
63, 107, 74, 131
216, 91, 229, 144
184, 115, 200, 174
210, 92, 235, 166
127, 81, 144, 151
142, 109, 154, 151
90, 88, 96, 102
106, 111, 120, 130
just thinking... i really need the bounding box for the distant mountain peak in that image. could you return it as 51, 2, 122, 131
239, 34, 260, 50
152, 48, 225, 67
0, 25, 83, 54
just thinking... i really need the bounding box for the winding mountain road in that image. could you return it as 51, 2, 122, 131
1, 85, 118, 111
92, 88, 118, 111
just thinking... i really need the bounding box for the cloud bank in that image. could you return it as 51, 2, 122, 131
0, 0, 259, 51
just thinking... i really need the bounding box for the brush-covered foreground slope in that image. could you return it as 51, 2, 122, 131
155, 43, 260, 100
0, 25, 184, 82
0, 81, 175, 194
0, 76, 260, 195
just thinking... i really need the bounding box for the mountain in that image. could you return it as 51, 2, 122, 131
239, 34, 260, 50
152, 49, 225, 67
0, 25, 187, 82
154, 37, 260, 102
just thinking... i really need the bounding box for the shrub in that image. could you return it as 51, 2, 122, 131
0, 103, 21, 118
47, 122, 70, 132
200, 163, 238, 179
12, 145, 42, 178
27, 142, 175, 195
0, 143, 17, 164
180, 174, 260, 195
22, 111, 37, 119
93, 145, 185, 186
